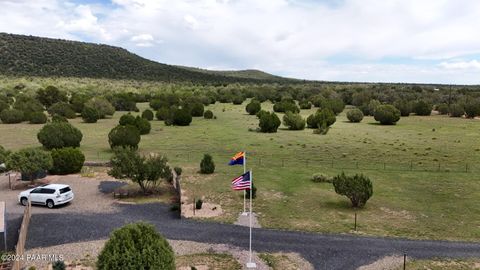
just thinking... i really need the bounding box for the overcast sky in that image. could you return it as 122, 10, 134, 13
1, 0, 480, 84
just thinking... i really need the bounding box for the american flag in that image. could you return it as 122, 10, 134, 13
231, 171, 251, 190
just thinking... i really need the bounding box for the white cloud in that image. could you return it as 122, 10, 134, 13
1, 0, 480, 83
439, 60, 480, 70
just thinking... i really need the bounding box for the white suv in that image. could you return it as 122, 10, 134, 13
18, 184, 74, 209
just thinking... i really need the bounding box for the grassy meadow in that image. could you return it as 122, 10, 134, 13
0, 101, 479, 241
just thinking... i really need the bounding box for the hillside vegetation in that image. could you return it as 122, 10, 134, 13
0, 33, 290, 84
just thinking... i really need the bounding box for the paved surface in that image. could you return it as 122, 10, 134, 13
3, 176, 480, 270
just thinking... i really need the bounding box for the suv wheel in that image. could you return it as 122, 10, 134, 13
21, 197, 28, 206
46, 200, 54, 209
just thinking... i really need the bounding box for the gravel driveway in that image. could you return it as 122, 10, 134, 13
2, 175, 480, 270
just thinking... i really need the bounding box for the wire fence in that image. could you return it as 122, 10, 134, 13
119, 148, 480, 174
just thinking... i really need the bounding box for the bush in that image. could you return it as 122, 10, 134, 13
393, 100, 412, 117
232, 95, 245, 105
259, 111, 281, 133
311, 173, 332, 183
119, 113, 135, 126
246, 100, 261, 115
307, 108, 336, 128
6, 148, 53, 181
332, 172, 373, 208
195, 199, 203, 209
52, 261, 66, 270
282, 112, 305, 130
13, 96, 44, 121
108, 148, 171, 193
29, 112, 47, 124
36, 86, 67, 107
50, 147, 85, 175
189, 103, 205, 117
47, 102, 76, 119
449, 103, 464, 117
323, 98, 345, 115
149, 99, 168, 110
85, 98, 115, 118
174, 166, 182, 176
204, 110, 214, 119
299, 100, 312, 110
436, 103, 449, 115
141, 109, 154, 121
245, 183, 257, 199
156, 107, 170, 121
0, 145, 10, 164
70, 93, 90, 113
346, 109, 364, 123
273, 100, 299, 113
413, 100, 432, 116
38, 122, 83, 149
0, 100, 9, 113
134, 116, 151, 135
110, 94, 138, 112
81, 106, 99, 123
464, 100, 480, 118
200, 154, 215, 174
52, 115, 68, 123
97, 222, 175, 270
374, 105, 400, 125
0, 109, 24, 123
173, 108, 192, 126
108, 125, 141, 149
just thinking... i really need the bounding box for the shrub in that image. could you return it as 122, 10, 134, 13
47, 102, 76, 119
273, 101, 300, 113
200, 154, 215, 174
204, 110, 214, 119
13, 96, 44, 121
307, 108, 336, 128
232, 95, 245, 105
70, 93, 90, 113
259, 111, 281, 133
109, 93, 138, 112
311, 173, 332, 183
173, 108, 192, 126
29, 112, 47, 124
50, 147, 85, 175
52, 261, 66, 270
256, 110, 269, 119
332, 172, 373, 208
195, 199, 203, 209
108, 148, 171, 193
449, 103, 465, 117
413, 100, 432, 116
52, 115, 68, 123
134, 116, 151, 135
0, 145, 11, 164
464, 100, 480, 118
346, 108, 364, 123
149, 99, 168, 110
85, 97, 115, 118
97, 222, 175, 270
81, 106, 99, 123
0, 109, 24, 123
174, 166, 182, 176
374, 105, 400, 125
36, 86, 67, 107
245, 184, 257, 199
299, 100, 312, 110
190, 103, 204, 117
0, 100, 9, 113
141, 109, 154, 121
393, 100, 412, 117
119, 113, 136, 126
37, 122, 83, 149
282, 112, 305, 130
6, 148, 53, 181
323, 98, 345, 115
246, 100, 261, 115
156, 107, 170, 120
108, 125, 141, 149
436, 103, 449, 115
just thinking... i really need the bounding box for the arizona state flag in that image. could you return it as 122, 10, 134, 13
228, 151, 245, 165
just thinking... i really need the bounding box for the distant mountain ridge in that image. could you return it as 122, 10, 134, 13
0, 33, 294, 84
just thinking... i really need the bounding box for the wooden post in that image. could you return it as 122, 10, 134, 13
354, 212, 357, 231
403, 253, 406, 270
193, 197, 195, 216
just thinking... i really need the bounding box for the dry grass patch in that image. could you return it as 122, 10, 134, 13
175, 253, 242, 270
259, 252, 314, 270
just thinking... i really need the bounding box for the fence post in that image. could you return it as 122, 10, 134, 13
437, 162, 440, 171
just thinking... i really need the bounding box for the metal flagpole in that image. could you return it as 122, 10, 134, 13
242, 151, 247, 215
246, 169, 256, 268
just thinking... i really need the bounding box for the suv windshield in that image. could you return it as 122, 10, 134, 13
59, 187, 71, 194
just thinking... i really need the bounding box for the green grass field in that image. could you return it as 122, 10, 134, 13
1, 101, 479, 241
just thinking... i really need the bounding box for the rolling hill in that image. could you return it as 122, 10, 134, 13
0, 33, 293, 84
